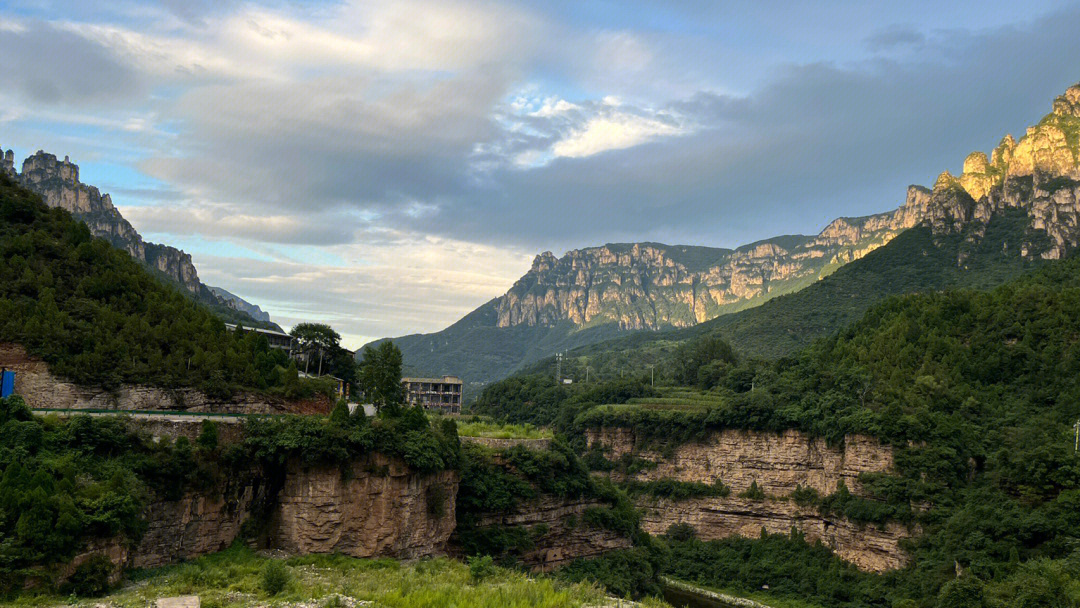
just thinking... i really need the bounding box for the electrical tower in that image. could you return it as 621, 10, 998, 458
555, 352, 563, 384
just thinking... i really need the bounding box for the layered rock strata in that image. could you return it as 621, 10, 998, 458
492, 85, 1080, 333
585, 427, 892, 496
272, 457, 458, 559
586, 426, 910, 571
639, 496, 909, 572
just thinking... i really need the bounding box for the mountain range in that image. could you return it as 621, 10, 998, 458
0, 149, 278, 331
375, 84, 1080, 386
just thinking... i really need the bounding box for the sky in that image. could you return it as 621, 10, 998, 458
3, 0, 1080, 349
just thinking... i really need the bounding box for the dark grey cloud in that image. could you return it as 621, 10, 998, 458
401, 6, 1080, 252
0, 21, 141, 104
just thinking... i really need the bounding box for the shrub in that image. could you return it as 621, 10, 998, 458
197, 419, 219, 451
261, 560, 290, 596
65, 554, 114, 597
468, 555, 496, 582
738, 480, 766, 500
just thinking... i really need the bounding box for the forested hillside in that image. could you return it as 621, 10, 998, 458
541, 253, 1080, 606
0, 173, 306, 397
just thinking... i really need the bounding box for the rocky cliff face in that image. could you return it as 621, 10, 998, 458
272, 458, 458, 559
53, 419, 458, 576
382, 84, 1080, 384
637, 496, 909, 572
586, 427, 911, 572
211, 286, 273, 323
586, 427, 893, 496
13, 151, 206, 294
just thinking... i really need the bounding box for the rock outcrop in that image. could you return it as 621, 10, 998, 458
586, 427, 911, 572
493, 85, 1080, 332
46, 419, 458, 574
211, 286, 273, 323
382, 84, 1080, 385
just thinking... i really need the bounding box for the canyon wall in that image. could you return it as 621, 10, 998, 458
467, 495, 633, 571
272, 457, 458, 559
586, 426, 912, 572
62, 453, 457, 576
586, 427, 893, 496
0, 343, 329, 415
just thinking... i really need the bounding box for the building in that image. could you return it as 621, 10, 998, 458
402, 375, 463, 414
224, 323, 295, 352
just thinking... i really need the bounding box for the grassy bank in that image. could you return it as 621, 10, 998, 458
2, 546, 670, 608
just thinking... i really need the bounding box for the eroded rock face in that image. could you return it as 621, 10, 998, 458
586, 427, 893, 496
587, 427, 910, 571
467, 495, 633, 571
52, 432, 458, 574
0, 343, 328, 414
133, 476, 260, 569
272, 457, 458, 559
638, 496, 911, 572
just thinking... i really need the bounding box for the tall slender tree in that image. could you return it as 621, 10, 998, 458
359, 341, 405, 415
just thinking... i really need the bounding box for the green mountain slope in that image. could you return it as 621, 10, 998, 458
0, 173, 299, 395
557, 209, 1051, 381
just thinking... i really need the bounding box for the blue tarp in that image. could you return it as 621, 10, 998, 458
0, 371, 14, 398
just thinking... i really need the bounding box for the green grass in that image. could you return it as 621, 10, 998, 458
2, 545, 670, 608
442, 415, 553, 439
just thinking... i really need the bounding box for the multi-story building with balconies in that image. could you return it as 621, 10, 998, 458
402, 375, 463, 414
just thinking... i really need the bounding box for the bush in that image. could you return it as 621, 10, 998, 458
468, 555, 496, 582
65, 554, 114, 597
261, 560, 290, 596
738, 480, 766, 500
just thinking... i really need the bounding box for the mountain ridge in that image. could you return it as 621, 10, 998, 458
376, 83, 1080, 386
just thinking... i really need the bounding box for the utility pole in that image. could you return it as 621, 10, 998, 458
649, 364, 655, 387
1074, 418, 1079, 452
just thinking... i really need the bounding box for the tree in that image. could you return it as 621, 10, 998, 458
289, 323, 341, 375
359, 341, 405, 415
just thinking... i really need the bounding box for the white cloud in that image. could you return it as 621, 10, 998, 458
551, 112, 687, 158
190, 234, 534, 349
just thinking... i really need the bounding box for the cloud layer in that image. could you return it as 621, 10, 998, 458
3, 1, 1080, 347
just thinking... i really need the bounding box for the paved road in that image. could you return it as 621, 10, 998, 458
31, 409, 253, 423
